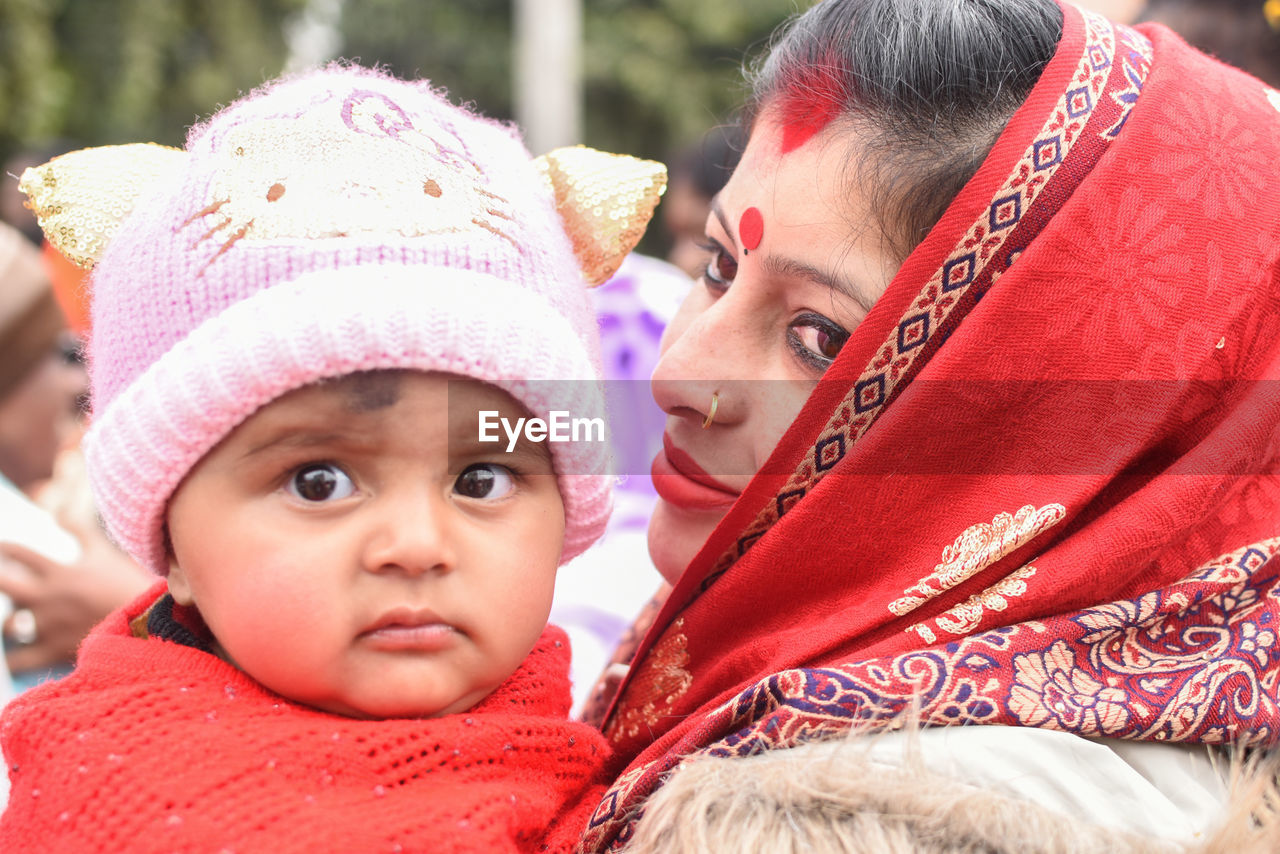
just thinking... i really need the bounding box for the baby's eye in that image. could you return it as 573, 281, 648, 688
701, 242, 738, 289
287, 463, 356, 502
454, 464, 515, 500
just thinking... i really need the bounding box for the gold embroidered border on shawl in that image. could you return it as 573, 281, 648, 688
603, 618, 692, 743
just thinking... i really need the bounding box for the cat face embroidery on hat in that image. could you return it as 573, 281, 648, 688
186, 87, 516, 257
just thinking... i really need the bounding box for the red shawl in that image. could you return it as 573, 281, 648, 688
585, 6, 1280, 850
1, 583, 609, 854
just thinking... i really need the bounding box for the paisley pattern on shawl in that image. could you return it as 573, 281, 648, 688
586, 538, 1280, 850
581, 4, 1280, 851
703, 537, 1280, 751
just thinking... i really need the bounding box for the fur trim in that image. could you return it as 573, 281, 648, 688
622, 731, 1280, 854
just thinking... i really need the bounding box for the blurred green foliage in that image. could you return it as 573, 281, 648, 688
0, 0, 799, 256
1, 0, 800, 169
580, 0, 801, 159
339, 0, 801, 160
0, 0, 307, 159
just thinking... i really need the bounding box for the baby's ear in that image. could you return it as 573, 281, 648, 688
165, 561, 195, 606
535, 146, 667, 287
161, 525, 194, 605
19, 143, 187, 269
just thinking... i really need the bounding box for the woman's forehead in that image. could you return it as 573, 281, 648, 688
721, 118, 871, 243
716, 119, 897, 314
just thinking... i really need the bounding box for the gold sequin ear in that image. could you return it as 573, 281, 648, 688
19, 143, 187, 269
535, 146, 667, 287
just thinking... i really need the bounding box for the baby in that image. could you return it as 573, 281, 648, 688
0, 66, 664, 852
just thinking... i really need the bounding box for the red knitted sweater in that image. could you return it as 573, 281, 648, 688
0, 584, 609, 853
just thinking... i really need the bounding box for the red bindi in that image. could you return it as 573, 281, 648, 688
739, 207, 764, 252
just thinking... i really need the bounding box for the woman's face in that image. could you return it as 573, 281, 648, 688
647, 118, 902, 583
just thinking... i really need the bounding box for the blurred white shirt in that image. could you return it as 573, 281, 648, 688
0, 474, 81, 807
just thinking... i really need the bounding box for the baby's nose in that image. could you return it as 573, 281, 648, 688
361, 492, 457, 577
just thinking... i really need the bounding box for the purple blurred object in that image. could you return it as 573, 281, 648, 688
592, 253, 691, 495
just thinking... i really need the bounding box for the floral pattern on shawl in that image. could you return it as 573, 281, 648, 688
706, 538, 1280, 752
1009, 641, 1132, 735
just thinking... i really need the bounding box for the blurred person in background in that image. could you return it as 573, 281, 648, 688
0, 221, 150, 698
1139, 0, 1280, 85
553, 251, 692, 712
662, 125, 745, 279
1076, 0, 1280, 84
1, 150, 51, 248
549, 127, 728, 709
0, 223, 80, 495
552, 126, 746, 715
3, 144, 94, 340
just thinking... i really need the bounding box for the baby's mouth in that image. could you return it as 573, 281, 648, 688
359, 608, 459, 652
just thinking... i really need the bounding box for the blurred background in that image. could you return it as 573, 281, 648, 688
0, 0, 1276, 716
0, 0, 798, 257
3, 0, 1279, 256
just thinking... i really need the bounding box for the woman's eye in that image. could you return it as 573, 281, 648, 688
701, 243, 738, 288
287, 463, 356, 503
788, 314, 851, 370
454, 464, 516, 501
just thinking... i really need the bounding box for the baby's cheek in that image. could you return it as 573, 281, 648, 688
209, 570, 330, 657
212, 589, 340, 703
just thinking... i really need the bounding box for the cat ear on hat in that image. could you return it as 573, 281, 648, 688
534, 146, 666, 287
19, 143, 187, 270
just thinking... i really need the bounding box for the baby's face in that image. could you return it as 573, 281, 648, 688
165, 371, 565, 719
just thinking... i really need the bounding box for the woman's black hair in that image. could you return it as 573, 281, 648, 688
670, 124, 747, 201
746, 0, 1063, 260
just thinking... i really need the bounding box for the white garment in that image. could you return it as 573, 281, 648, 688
552, 488, 662, 714
864, 725, 1228, 843
0, 476, 81, 808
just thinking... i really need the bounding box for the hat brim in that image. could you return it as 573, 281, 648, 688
85, 266, 611, 574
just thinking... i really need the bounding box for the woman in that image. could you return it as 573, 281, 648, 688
1138, 0, 1280, 86
584, 0, 1280, 849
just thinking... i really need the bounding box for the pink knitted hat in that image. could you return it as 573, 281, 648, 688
20, 65, 665, 574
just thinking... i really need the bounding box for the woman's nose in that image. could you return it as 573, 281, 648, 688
361, 490, 457, 576
650, 289, 753, 426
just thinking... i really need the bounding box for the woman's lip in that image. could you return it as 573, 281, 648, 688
359, 609, 458, 651
651, 435, 740, 511
662, 433, 740, 491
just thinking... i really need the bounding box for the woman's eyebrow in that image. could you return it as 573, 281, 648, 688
762, 254, 875, 315
709, 197, 737, 249
711, 196, 875, 313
